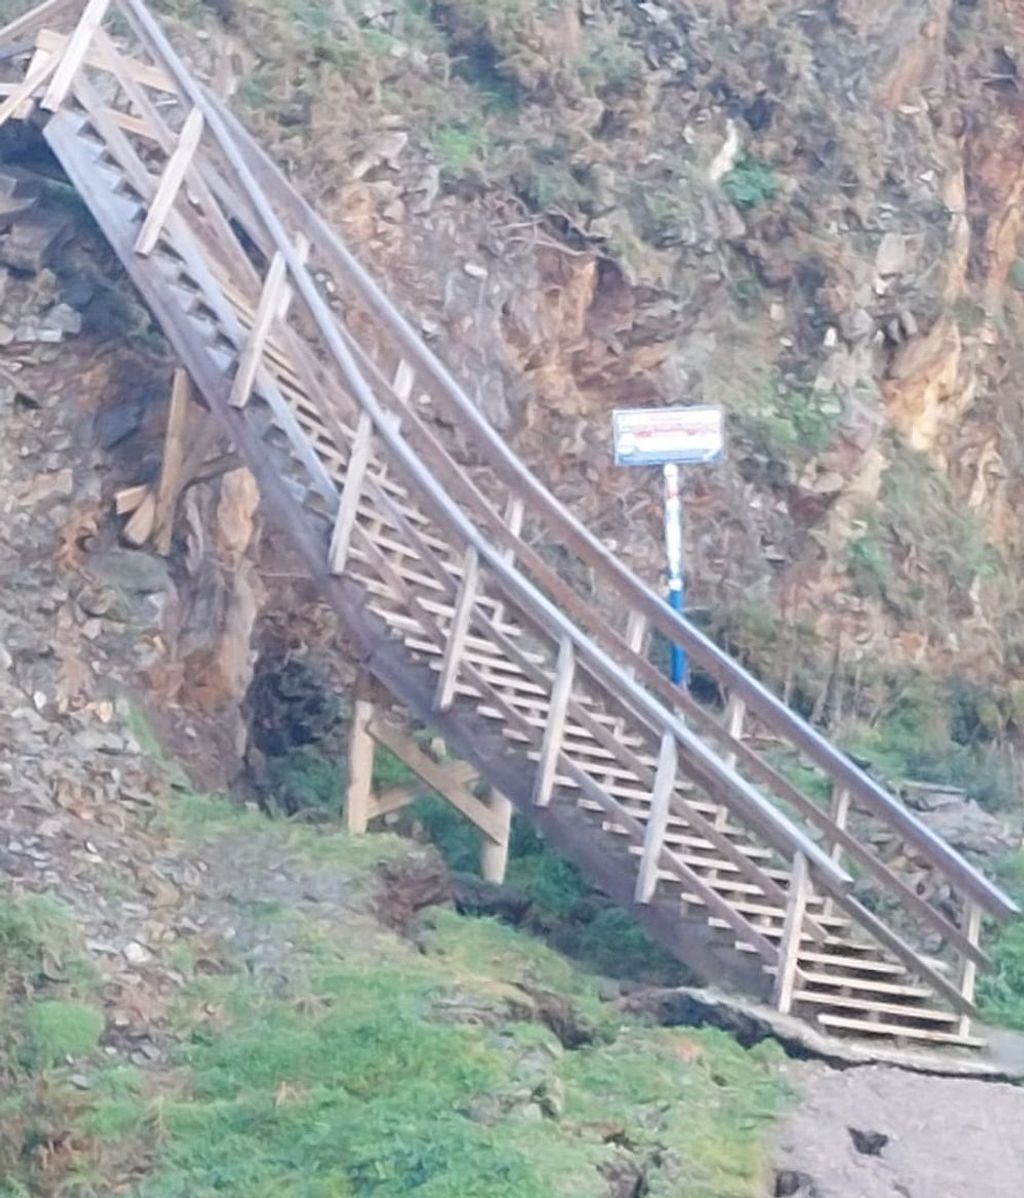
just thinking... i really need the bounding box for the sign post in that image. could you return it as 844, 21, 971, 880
612, 406, 725, 687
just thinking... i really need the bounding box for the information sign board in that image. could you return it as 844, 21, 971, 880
612, 406, 725, 467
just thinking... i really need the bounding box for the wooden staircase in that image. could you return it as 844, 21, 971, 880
1, 0, 1017, 1052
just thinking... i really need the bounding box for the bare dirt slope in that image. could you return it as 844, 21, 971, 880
773, 1060, 1024, 1198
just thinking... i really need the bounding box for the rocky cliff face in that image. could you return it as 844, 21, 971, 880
165, 1, 1024, 696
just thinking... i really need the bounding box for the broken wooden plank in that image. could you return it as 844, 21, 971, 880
134, 106, 205, 256
115, 483, 149, 516
40, 0, 112, 112
0, 47, 56, 128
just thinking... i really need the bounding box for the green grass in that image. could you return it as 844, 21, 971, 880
979, 855, 1024, 1031
721, 156, 780, 209
89, 906, 785, 1198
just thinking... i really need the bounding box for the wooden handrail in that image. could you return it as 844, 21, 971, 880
15, 0, 1012, 1022
118, 0, 851, 899
205, 87, 1018, 925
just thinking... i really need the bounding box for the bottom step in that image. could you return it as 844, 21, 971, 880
816, 1012, 984, 1049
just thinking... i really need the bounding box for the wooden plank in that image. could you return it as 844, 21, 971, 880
40, 0, 112, 112
229, 234, 309, 408
152, 368, 191, 555
0, 46, 56, 128
434, 545, 480, 713
815, 1013, 984, 1048
36, 27, 177, 94
328, 411, 373, 575
792, 991, 958, 1023
122, 489, 155, 545
773, 852, 810, 1014
827, 786, 850, 863
344, 695, 375, 834
229, 250, 288, 407
532, 637, 575, 808
634, 732, 677, 903
115, 483, 149, 515
721, 694, 746, 772
368, 719, 505, 842
134, 106, 205, 256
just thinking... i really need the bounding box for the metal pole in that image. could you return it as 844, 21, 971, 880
663, 463, 686, 685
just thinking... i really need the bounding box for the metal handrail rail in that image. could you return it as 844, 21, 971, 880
204, 91, 1018, 923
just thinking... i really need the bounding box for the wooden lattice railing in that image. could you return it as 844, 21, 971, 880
1, 0, 1017, 1048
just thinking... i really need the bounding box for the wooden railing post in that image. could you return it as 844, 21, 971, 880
434, 547, 480, 713
957, 899, 983, 1038
344, 689, 376, 835
721, 693, 746, 771
533, 637, 574, 807
634, 732, 678, 904
773, 852, 810, 1014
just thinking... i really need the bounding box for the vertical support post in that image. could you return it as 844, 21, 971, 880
663, 463, 686, 686
957, 899, 982, 1039
721, 693, 746, 771
480, 791, 513, 884
152, 369, 191, 555
773, 852, 810, 1015
344, 690, 376, 835
828, 786, 850, 864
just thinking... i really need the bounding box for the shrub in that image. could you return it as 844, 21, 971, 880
722, 156, 780, 209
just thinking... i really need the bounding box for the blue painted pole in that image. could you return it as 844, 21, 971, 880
663, 463, 687, 686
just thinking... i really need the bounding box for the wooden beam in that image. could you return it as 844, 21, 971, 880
634, 731, 677, 903
40, 0, 112, 112
122, 488, 156, 546
532, 637, 575, 808
434, 546, 480, 713
328, 412, 372, 575
345, 694, 376, 834
134, 106, 205, 256
773, 852, 810, 1014
37, 27, 177, 95
721, 694, 746, 771
480, 790, 513, 883
368, 719, 506, 842
115, 483, 149, 516
827, 786, 850, 864
152, 368, 191, 555
229, 234, 309, 408
0, 47, 56, 128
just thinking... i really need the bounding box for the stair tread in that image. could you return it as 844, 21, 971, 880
797, 970, 934, 998
793, 990, 957, 1023
798, 951, 908, 975
816, 1013, 983, 1048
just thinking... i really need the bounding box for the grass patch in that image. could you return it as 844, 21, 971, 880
92, 906, 785, 1197
979, 855, 1024, 1030
721, 156, 780, 209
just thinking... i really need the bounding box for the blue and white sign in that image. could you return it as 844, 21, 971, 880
613, 405, 725, 467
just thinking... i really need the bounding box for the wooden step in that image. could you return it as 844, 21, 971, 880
797, 950, 908, 976
796, 970, 935, 998
816, 1013, 984, 1049
793, 990, 957, 1023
